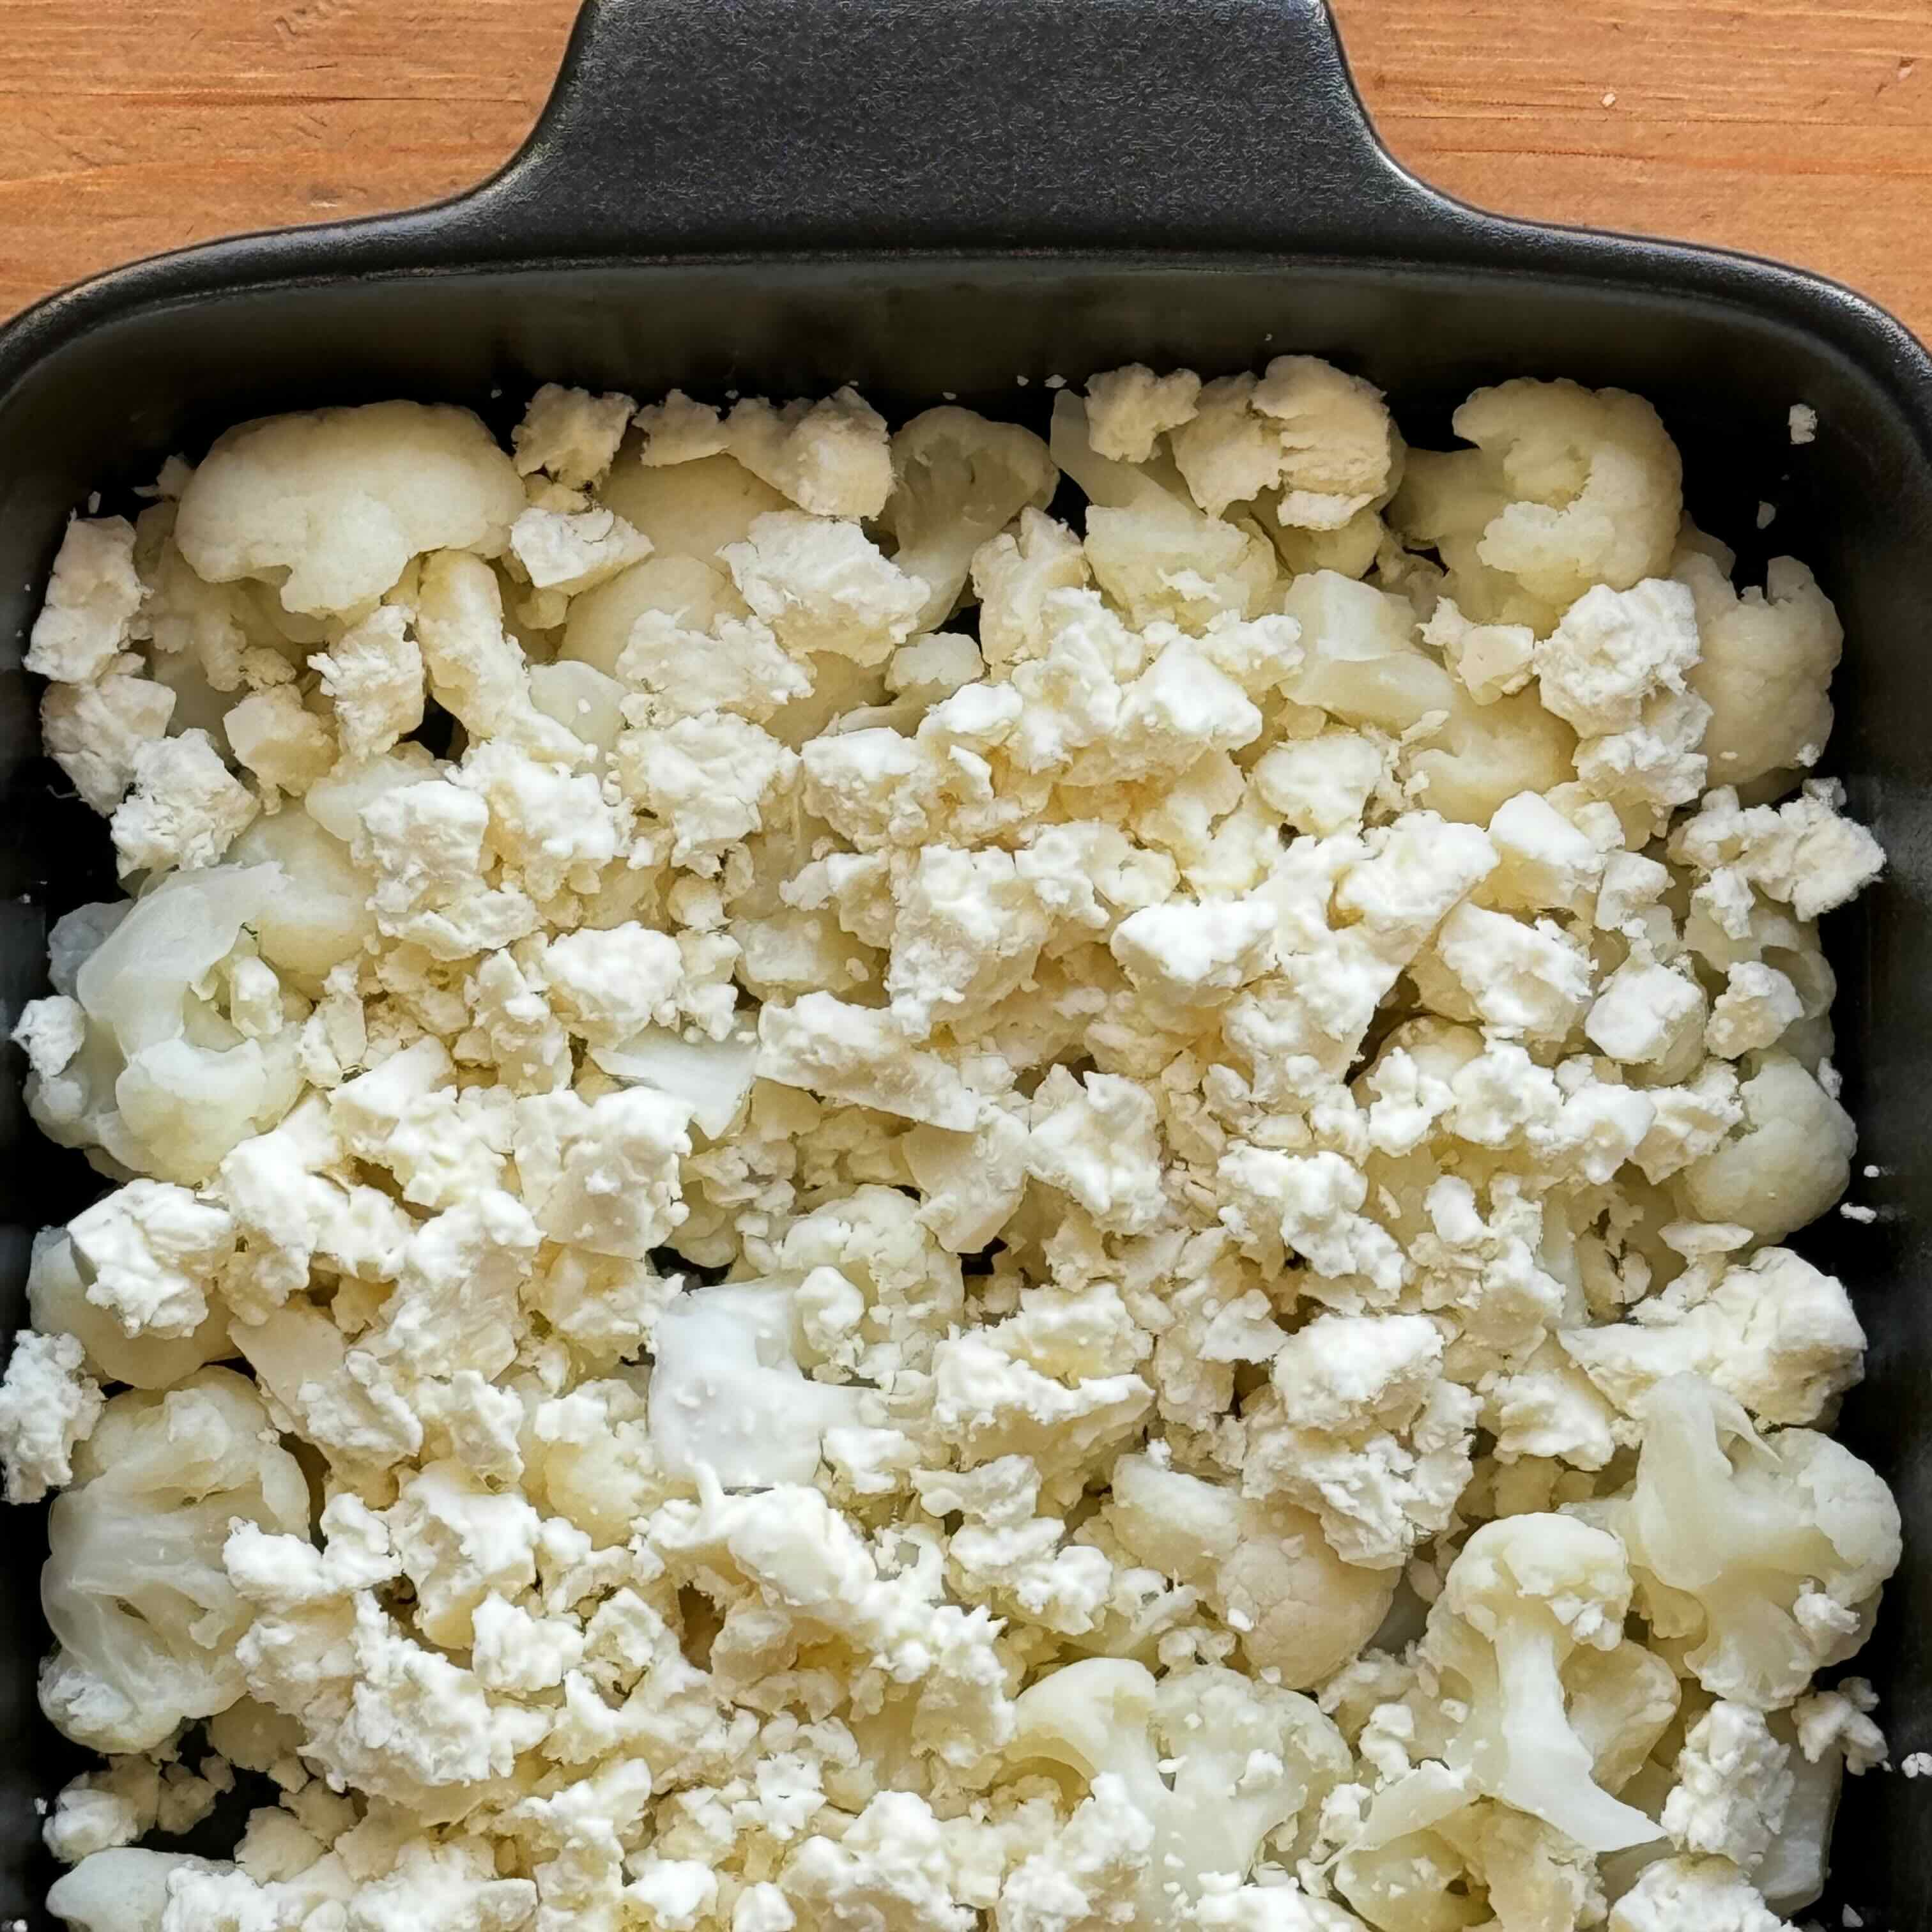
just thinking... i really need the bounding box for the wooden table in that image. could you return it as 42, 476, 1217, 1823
2, 0, 1926, 338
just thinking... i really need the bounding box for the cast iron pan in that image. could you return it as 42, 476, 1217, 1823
1, 0, 1929, 1921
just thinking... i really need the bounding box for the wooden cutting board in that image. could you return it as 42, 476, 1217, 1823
0, 0, 1926, 338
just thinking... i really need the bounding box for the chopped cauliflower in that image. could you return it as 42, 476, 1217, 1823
15, 365, 1892, 1932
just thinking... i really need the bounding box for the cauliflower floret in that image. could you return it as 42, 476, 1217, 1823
66, 1180, 233, 1342
176, 402, 525, 617
1679, 549, 1842, 786
514, 1087, 691, 1261
512, 383, 636, 488
224, 684, 335, 803
1251, 732, 1386, 837
1423, 595, 1535, 704
1609, 1374, 1899, 1707
42, 664, 176, 814
882, 408, 1057, 631
1406, 378, 1682, 611
1236, 1312, 1476, 1568
1102, 1453, 1394, 1687
1083, 364, 1203, 462
1051, 395, 1278, 632
1024, 1068, 1168, 1236
111, 728, 259, 877
971, 506, 1090, 666
1109, 895, 1276, 1009
1705, 959, 1805, 1059
1278, 569, 1453, 732
1004, 1659, 1350, 1926
1360, 1515, 1660, 1853
758, 993, 986, 1130
1423, 901, 1596, 1041
647, 1280, 874, 1489
632, 388, 729, 467
617, 712, 797, 871
40, 1370, 308, 1753
1675, 1051, 1853, 1241
1583, 958, 1706, 1066
1170, 357, 1395, 528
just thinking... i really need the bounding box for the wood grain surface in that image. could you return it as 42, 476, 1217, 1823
0, 0, 1928, 336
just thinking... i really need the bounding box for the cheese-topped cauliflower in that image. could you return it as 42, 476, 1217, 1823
13, 365, 1890, 1932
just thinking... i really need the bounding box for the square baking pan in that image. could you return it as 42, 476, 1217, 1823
0, 0, 1928, 1921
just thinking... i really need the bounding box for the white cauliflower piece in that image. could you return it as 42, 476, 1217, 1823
757, 993, 986, 1130
27, 518, 144, 682
1103, 1453, 1394, 1687
1278, 569, 1453, 732
883, 407, 1057, 630
1251, 732, 1386, 836
1423, 595, 1535, 704
1170, 357, 1395, 528
513, 1087, 691, 1260
886, 843, 1054, 1036
1083, 364, 1202, 462
1584, 958, 1706, 1066
1676, 1051, 1854, 1241
1215, 1148, 1407, 1305
66, 1181, 233, 1342
1610, 1374, 1899, 1707
1004, 1659, 1350, 1926
1679, 548, 1842, 785
1432, 378, 1682, 609
632, 388, 729, 467
224, 685, 335, 802
1425, 901, 1596, 1040
175, 402, 524, 617
1109, 895, 1276, 1009
617, 608, 811, 724
1360, 1515, 1660, 1853
1705, 960, 1805, 1059
40, 1370, 308, 1752
617, 711, 797, 871
971, 506, 1090, 666
648, 1280, 874, 1489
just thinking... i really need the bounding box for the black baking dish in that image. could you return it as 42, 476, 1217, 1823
1, 0, 1929, 1921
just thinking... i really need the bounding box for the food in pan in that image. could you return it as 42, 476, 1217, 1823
4, 364, 1892, 1932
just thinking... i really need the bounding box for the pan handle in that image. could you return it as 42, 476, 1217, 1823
453, 0, 1456, 255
